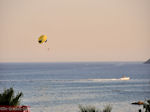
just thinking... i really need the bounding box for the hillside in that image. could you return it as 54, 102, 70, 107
144, 59, 150, 64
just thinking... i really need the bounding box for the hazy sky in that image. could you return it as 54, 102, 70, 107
0, 0, 150, 62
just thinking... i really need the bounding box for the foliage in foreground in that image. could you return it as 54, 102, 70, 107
103, 105, 112, 112
0, 87, 23, 106
143, 100, 150, 112
79, 104, 112, 112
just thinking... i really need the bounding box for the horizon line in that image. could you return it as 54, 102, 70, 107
0, 60, 145, 63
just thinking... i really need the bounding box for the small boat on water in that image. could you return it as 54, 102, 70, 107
131, 101, 144, 105
120, 76, 130, 80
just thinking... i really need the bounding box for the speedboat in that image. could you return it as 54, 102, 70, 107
120, 76, 130, 80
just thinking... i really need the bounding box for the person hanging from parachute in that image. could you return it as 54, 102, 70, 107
38, 35, 50, 51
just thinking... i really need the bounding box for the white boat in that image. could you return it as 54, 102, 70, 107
120, 76, 130, 80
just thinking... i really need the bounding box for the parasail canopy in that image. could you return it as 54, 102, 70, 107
38, 35, 47, 44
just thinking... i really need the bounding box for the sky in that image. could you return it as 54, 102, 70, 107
0, 0, 150, 62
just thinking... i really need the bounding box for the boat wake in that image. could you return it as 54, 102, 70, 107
77, 78, 122, 82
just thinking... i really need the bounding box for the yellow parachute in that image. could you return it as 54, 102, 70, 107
38, 35, 47, 44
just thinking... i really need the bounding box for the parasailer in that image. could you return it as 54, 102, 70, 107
38, 35, 50, 51
38, 35, 47, 44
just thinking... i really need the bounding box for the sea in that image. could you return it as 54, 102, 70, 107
0, 62, 150, 112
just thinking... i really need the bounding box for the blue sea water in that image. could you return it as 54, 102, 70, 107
0, 62, 150, 112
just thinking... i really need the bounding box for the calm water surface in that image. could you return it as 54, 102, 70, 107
0, 62, 150, 112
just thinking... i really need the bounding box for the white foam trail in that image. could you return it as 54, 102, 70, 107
89, 78, 120, 81
77, 78, 121, 82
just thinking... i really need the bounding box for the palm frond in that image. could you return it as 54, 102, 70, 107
103, 105, 112, 112
10, 92, 23, 106
0, 88, 23, 106
79, 105, 99, 112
